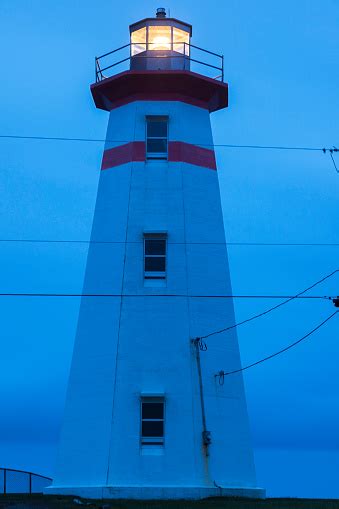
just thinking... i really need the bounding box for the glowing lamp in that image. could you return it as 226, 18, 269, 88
129, 8, 192, 70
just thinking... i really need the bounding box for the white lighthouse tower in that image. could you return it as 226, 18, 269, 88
47, 9, 264, 500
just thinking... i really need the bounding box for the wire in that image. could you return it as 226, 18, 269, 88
322, 148, 339, 174
215, 310, 338, 378
0, 239, 339, 247
329, 151, 339, 173
0, 293, 332, 299
192, 337, 208, 351
225, 242, 339, 247
214, 144, 324, 151
0, 134, 336, 153
0, 135, 124, 144
199, 269, 338, 340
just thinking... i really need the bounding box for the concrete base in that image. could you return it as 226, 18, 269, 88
44, 485, 265, 500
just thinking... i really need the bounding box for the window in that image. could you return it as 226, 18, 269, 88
148, 25, 171, 51
146, 116, 168, 160
144, 236, 167, 280
173, 27, 190, 55
130, 25, 190, 55
131, 27, 146, 56
141, 398, 164, 445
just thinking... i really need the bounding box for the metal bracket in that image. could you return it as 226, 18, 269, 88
202, 430, 212, 447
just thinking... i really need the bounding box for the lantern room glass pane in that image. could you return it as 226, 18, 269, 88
173, 27, 190, 55
148, 25, 171, 51
131, 27, 146, 56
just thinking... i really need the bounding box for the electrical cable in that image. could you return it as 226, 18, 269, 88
0, 239, 339, 247
0, 134, 337, 153
0, 293, 333, 299
322, 148, 339, 174
329, 151, 338, 173
215, 310, 338, 379
198, 269, 338, 340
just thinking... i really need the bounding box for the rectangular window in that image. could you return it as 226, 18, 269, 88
131, 27, 146, 56
144, 236, 167, 280
141, 398, 165, 445
148, 26, 171, 51
146, 116, 168, 160
173, 27, 190, 55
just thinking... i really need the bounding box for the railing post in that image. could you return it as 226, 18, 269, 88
3, 468, 6, 495
222, 54, 224, 82
29, 473, 32, 494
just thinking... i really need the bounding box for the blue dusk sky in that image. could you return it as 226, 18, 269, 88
0, 0, 338, 499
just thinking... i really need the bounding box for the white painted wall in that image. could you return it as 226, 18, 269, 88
49, 101, 261, 498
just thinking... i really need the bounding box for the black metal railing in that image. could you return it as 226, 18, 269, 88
0, 467, 52, 494
95, 42, 224, 83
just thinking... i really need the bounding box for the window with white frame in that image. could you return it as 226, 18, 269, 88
144, 236, 167, 280
146, 116, 168, 160
141, 397, 165, 445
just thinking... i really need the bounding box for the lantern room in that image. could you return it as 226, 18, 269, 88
92, 8, 227, 113
129, 8, 192, 71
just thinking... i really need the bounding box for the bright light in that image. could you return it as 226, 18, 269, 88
151, 36, 171, 51
173, 27, 190, 55
131, 27, 146, 56
148, 26, 171, 52
131, 25, 190, 55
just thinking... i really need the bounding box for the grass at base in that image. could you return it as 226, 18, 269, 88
0, 495, 339, 509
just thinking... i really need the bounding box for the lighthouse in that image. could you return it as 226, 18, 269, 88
47, 9, 264, 500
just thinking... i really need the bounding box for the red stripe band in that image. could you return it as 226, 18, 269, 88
101, 141, 216, 171
168, 142, 216, 170
101, 141, 145, 170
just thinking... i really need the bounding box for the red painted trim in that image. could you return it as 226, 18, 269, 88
107, 93, 209, 111
168, 141, 216, 170
101, 142, 145, 170
101, 141, 216, 171
91, 70, 228, 113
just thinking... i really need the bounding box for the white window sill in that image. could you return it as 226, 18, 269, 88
144, 279, 166, 288
141, 445, 164, 456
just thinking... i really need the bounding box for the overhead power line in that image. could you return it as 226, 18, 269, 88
329, 150, 339, 173
215, 310, 338, 380
1, 134, 337, 173
0, 239, 339, 247
0, 293, 333, 299
0, 133, 337, 153
196, 269, 338, 340
320, 147, 339, 174
224, 242, 339, 247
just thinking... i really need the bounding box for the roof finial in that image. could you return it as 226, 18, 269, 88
156, 7, 166, 18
